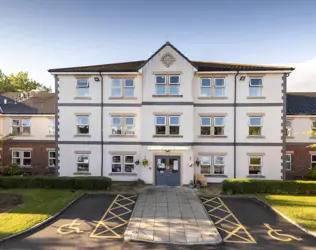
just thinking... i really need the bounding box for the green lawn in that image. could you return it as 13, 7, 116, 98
258, 194, 316, 233
0, 189, 83, 239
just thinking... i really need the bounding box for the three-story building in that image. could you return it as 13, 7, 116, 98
49, 42, 294, 185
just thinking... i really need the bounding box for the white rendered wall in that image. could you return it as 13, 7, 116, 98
286, 116, 316, 143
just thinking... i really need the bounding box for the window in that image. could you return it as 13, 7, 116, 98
311, 155, 316, 170
249, 156, 262, 175
76, 116, 89, 134
155, 115, 180, 135
49, 119, 55, 135
77, 154, 89, 172
155, 75, 180, 95
111, 155, 135, 173
312, 121, 316, 133
76, 79, 89, 97
200, 155, 225, 175
12, 150, 31, 166
11, 119, 31, 135
285, 154, 291, 171
249, 78, 263, 97
249, 117, 262, 136
200, 78, 211, 97
286, 120, 292, 136
214, 78, 225, 97
200, 116, 225, 136
111, 116, 135, 135
111, 78, 135, 98
48, 151, 56, 167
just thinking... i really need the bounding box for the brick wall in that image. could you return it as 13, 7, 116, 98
0, 140, 56, 174
286, 144, 312, 179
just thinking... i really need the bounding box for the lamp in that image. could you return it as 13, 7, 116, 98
94, 77, 100, 82
195, 158, 200, 167
239, 76, 246, 81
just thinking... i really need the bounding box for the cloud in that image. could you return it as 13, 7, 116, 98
287, 58, 316, 92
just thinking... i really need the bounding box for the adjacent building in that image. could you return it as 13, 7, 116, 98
49, 42, 294, 185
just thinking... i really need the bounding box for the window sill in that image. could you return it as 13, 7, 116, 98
109, 135, 136, 138
247, 135, 265, 139
73, 171, 91, 176
15, 134, 32, 137
153, 135, 183, 138
247, 175, 266, 178
19, 166, 33, 168
152, 95, 183, 98
309, 137, 316, 139
198, 97, 228, 100
74, 134, 91, 137
74, 97, 92, 100
247, 96, 266, 99
109, 97, 137, 100
198, 135, 227, 138
204, 174, 228, 178
46, 134, 55, 137
287, 136, 295, 139
109, 172, 137, 176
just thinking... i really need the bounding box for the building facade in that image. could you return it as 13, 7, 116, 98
0, 92, 56, 174
50, 42, 294, 185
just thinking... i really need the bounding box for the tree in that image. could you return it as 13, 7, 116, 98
0, 70, 51, 92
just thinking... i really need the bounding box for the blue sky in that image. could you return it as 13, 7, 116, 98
0, 0, 316, 91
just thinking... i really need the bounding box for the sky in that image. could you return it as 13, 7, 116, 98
0, 0, 316, 91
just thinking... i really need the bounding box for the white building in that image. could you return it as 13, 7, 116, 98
49, 42, 294, 185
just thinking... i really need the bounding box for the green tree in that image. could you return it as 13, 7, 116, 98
0, 70, 15, 91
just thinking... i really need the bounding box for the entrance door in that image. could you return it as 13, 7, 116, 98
155, 156, 180, 186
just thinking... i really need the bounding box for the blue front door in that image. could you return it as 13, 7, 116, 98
155, 156, 180, 186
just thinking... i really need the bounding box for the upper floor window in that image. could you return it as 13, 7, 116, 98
249, 117, 262, 136
200, 78, 226, 97
200, 116, 225, 136
76, 115, 89, 135
111, 78, 135, 98
77, 154, 89, 172
286, 120, 292, 137
200, 155, 225, 175
111, 116, 135, 135
49, 119, 55, 135
112, 155, 135, 173
48, 150, 56, 167
76, 79, 89, 97
249, 78, 263, 97
155, 115, 180, 135
12, 119, 31, 135
155, 75, 180, 95
249, 156, 262, 175
12, 150, 31, 166
285, 154, 291, 171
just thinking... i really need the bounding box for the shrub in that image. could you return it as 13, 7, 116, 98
0, 176, 112, 190
307, 170, 316, 180
3, 164, 21, 176
222, 179, 316, 195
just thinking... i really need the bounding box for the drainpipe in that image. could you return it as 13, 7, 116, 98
233, 71, 239, 178
282, 73, 289, 180
99, 72, 104, 177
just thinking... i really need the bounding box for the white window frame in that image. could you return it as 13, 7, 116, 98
49, 119, 55, 135
76, 115, 90, 135
11, 119, 31, 135
200, 117, 212, 136
123, 78, 135, 97
286, 120, 292, 137
112, 155, 122, 173
110, 116, 135, 135
76, 154, 89, 172
168, 75, 180, 95
124, 117, 135, 135
155, 75, 167, 95
155, 115, 167, 135
200, 156, 211, 174
111, 155, 135, 173
48, 150, 56, 167
76, 78, 89, 97
213, 156, 225, 175
200, 78, 212, 97
311, 154, 316, 170
11, 119, 20, 135
249, 78, 263, 97
111, 78, 123, 97
248, 117, 263, 136
12, 150, 32, 167
312, 121, 316, 132
213, 117, 225, 136
285, 154, 291, 171
124, 155, 135, 173
248, 156, 262, 175
111, 116, 123, 135
214, 78, 226, 97
169, 115, 180, 135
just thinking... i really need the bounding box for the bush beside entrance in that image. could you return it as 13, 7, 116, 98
222, 179, 316, 195
0, 176, 112, 190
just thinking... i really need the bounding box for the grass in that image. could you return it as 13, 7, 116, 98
258, 194, 316, 233
0, 189, 83, 239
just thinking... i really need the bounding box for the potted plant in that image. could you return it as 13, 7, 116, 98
142, 158, 149, 167
189, 180, 195, 188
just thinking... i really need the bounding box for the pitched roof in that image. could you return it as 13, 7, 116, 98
48, 42, 294, 73
287, 93, 316, 115
0, 92, 55, 114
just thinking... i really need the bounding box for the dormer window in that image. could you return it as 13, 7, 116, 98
155, 75, 180, 95
76, 79, 89, 97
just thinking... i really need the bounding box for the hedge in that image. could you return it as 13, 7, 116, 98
0, 176, 112, 190
222, 179, 316, 195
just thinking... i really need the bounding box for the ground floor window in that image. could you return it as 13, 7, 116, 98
200, 155, 225, 175
12, 150, 32, 166
311, 155, 316, 170
285, 154, 291, 171
48, 151, 56, 167
111, 155, 135, 173
249, 156, 262, 175
77, 154, 89, 172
